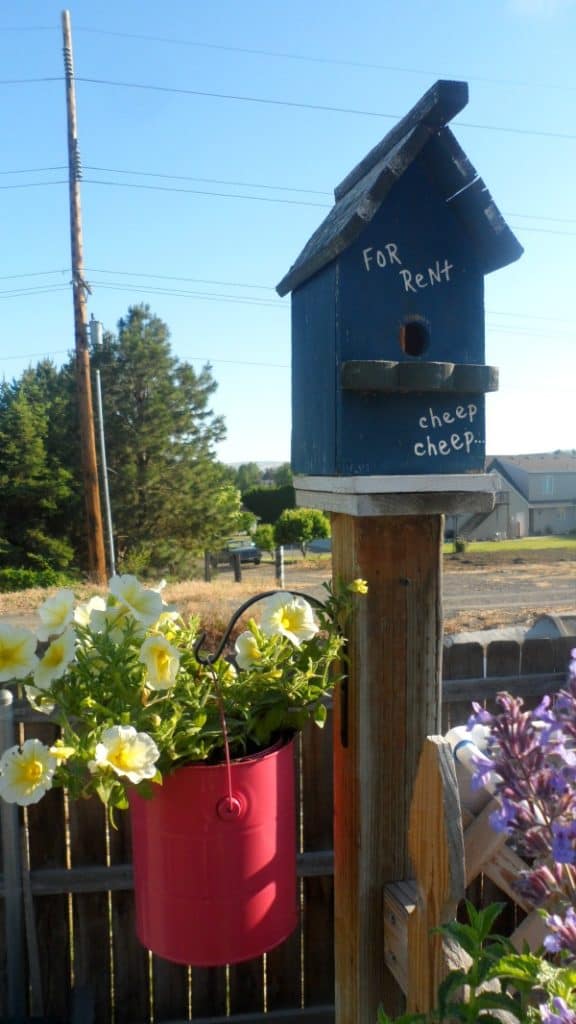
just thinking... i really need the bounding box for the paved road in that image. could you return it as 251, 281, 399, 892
247, 561, 575, 615
1, 562, 574, 626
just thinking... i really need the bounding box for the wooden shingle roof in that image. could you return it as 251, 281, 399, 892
277, 80, 523, 296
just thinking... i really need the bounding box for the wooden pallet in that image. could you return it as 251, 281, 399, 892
383, 735, 547, 1014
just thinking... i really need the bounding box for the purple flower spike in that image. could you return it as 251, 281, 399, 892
540, 997, 576, 1024
552, 821, 576, 865
544, 906, 576, 959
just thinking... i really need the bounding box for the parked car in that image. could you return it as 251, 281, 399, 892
211, 542, 262, 567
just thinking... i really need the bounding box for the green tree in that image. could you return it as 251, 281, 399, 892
254, 523, 275, 554
274, 508, 330, 556
242, 484, 295, 525
89, 305, 232, 574
0, 370, 74, 570
269, 463, 293, 487
234, 462, 263, 493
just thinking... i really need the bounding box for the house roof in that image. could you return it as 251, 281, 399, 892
489, 452, 576, 474
276, 79, 523, 297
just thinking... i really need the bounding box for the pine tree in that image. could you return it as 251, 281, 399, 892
0, 370, 74, 569
90, 305, 237, 574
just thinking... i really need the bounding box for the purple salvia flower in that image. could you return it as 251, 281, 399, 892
467, 703, 493, 729
552, 820, 576, 866
540, 997, 576, 1024
544, 906, 576, 959
515, 863, 566, 906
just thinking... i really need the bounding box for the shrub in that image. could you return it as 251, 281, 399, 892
0, 567, 78, 593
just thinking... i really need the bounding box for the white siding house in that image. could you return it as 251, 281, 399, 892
446, 452, 576, 540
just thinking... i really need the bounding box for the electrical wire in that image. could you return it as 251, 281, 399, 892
84, 165, 331, 196
82, 177, 329, 207
74, 77, 576, 141
0, 165, 67, 176
72, 26, 576, 94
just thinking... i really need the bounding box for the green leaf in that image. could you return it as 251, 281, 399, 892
313, 703, 328, 727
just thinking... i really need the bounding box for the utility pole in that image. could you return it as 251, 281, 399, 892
62, 9, 106, 584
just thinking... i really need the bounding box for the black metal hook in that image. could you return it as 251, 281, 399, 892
193, 589, 327, 666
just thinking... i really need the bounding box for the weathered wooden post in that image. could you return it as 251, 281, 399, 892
277, 80, 523, 1020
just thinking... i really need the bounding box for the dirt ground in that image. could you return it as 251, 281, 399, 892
1, 548, 573, 638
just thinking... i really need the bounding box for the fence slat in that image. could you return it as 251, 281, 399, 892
68, 797, 111, 1024
25, 718, 70, 1021
302, 716, 334, 1009
109, 814, 152, 1023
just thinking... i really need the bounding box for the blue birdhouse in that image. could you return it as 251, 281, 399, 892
277, 80, 523, 478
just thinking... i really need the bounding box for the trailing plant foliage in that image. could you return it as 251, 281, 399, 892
0, 575, 366, 818
377, 902, 576, 1023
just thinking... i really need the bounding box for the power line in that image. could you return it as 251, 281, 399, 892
6, 163, 576, 230
86, 267, 275, 290
0, 269, 68, 282
84, 165, 331, 196
72, 27, 576, 94
1, 73, 575, 142
95, 281, 284, 308
82, 177, 329, 207
0, 165, 66, 176
0, 180, 67, 190
75, 77, 576, 141
2, 23, 572, 96
0, 76, 61, 85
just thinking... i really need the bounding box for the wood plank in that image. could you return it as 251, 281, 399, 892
267, 733, 303, 1014
108, 813, 152, 1023
161, 1005, 334, 1024
441, 642, 484, 732
296, 474, 496, 495
296, 490, 494, 517
383, 882, 417, 994
301, 717, 335, 1009
464, 799, 507, 885
67, 797, 111, 1024
407, 737, 465, 1014
332, 513, 443, 1022
0, 850, 336, 896
24, 719, 70, 1021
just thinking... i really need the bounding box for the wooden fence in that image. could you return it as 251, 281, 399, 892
1, 635, 575, 1024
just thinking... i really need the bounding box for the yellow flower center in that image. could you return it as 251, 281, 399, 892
44, 644, 64, 669
280, 611, 297, 631
108, 743, 141, 772
17, 759, 45, 784
156, 651, 170, 676
0, 641, 24, 671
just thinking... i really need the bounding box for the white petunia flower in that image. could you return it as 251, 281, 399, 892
37, 589, 75, 641
91, 725, 159, 783
259, 593, 318, 646
74, 595, 106, 628
0, 739, 57, 805
139, 635, 180, 691
0, 624, 38, 682
235, 631, 263, 669
34, 627, 76, 690
109, 575, 164, 627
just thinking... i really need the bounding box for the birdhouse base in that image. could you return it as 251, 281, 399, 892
295, 474, 496, 516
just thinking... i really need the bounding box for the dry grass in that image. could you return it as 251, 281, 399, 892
1, 550, 574, 641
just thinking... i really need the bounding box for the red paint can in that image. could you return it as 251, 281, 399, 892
129, 736, 297, 965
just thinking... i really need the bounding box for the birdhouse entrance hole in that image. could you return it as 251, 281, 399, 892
400, 319, 430, 357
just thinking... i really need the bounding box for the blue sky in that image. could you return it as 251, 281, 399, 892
1, 0, 575, 464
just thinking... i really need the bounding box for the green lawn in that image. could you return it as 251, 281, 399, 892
444, 536, 576, 554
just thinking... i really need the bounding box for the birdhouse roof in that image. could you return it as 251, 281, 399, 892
276, 80, 523, 296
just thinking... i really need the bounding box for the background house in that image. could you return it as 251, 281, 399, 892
446, 451, 576, 540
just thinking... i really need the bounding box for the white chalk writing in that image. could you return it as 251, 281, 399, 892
361, 242, 454, 293
413, 404, 480, 458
